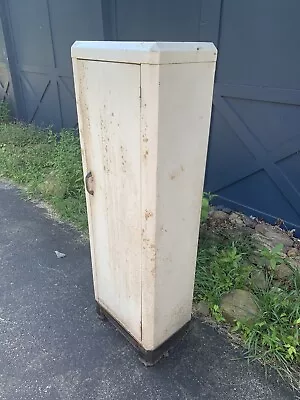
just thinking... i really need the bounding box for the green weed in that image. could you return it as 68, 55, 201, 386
201, 192, 215, 223
260, 243, 284, 271
194, 241, 252, 306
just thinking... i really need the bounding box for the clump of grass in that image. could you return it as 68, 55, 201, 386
235, 285, 300, 387
233, 252, 300, 389
194, 238, 253, 306
0, 101, 11, 123
0, 122, 87, 232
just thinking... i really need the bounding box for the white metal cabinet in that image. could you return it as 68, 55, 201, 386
72, 41, 217, 355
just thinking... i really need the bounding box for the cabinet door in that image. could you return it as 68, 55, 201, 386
73, 60, 142, 341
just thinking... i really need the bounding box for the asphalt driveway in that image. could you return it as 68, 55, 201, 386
0, 181, 295, 400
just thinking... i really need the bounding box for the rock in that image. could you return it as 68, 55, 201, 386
290, 257, 300, 272
248, 253, 267, 267
293, 238, 300, 249
253, 234, 272, 251
248, 254, 260, 266
254, 223, 293, 249
265, 229, 293, 248
220, 289, 259, 324
250, 270, 268, 290
240, 226, 257, 236
229, 213, 244, 226
255, 223, 268, 235
193, 300, 210, 317
242, 215, 257, 229
287, 247, 298, 257
210, 210, 228, 221
275, 263, 293, 280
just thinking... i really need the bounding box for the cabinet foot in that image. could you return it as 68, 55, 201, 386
95, 301, 192, 366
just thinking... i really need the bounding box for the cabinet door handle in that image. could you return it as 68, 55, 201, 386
85, 171, 94, 195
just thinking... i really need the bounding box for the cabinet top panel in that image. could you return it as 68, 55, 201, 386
71, 41, 217, 65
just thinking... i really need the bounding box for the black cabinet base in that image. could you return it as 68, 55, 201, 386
96, 301, 192, 366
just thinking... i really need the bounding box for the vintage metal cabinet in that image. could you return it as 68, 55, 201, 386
71, 41, 217, 362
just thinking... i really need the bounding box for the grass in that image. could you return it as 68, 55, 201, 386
195, 215, 300, 391
0, 103, 87, 232
0, 101, 10, 123
194, 229, 254, 306
0, 101, 299, 391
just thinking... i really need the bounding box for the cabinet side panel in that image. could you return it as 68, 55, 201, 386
154, 62, 216, 347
